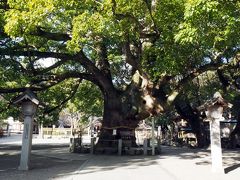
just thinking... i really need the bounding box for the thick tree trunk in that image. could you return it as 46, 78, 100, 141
229, 116, 240, 148
95, 93, 137, 151
98, 91, 138, 146
95, 77, 165, 151
175, 101, 205, 148
230, 96, 240, 148
97, 90, 144, 149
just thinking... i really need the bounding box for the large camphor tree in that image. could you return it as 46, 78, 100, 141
0, 0, 240, 145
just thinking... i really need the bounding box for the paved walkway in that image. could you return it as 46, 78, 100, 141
0, 134, 239, 180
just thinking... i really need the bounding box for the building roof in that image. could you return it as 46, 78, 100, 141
136, 120, 152, 130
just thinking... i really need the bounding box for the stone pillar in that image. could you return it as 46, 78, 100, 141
143, 139, 148, 155
206, 102, 225, 173
12, 89, 39, 171
151, 118, 155, 155
210, 117, 223, 173
90, 137, 94, 154
70, 118, 73, 137
200, 92, 232, 173
157, 126, 161, 139
19, 115, 34, 170
118, 139, 122, 156
38, 121, 43, 139
157, 139, 161, 154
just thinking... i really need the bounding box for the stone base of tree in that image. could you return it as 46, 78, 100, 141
93, 146, 161, 155
71, 144, 161, 156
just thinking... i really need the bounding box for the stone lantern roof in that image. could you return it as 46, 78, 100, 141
12, 89, 39, 105
197, 92, 232, 111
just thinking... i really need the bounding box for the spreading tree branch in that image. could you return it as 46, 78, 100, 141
123, 40, 140, 70
96, 39, 111, 78
0, 48, 71, 60
165, 61, 239, 104
142, 0, 160, 36
33, 27, 71, 42
0, 0, 9, 10
111, 0, 144, 30
43, 79, 82, 114
0, 46, 115, 92
0, 72, 97, 94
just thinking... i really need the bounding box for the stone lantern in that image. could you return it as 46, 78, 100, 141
200, 92, 232, 173
13, 89, 39, 170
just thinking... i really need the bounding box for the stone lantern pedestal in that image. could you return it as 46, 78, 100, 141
13, 89, 39, 170
200, 92, 232, 173
207, 106, 224, 173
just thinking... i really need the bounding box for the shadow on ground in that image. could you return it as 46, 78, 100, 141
76, 155, 159, 176
58, 146, 240, 178
0, 143, 239, 179
0, 144, 86, 180
160, 146, 240, 174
